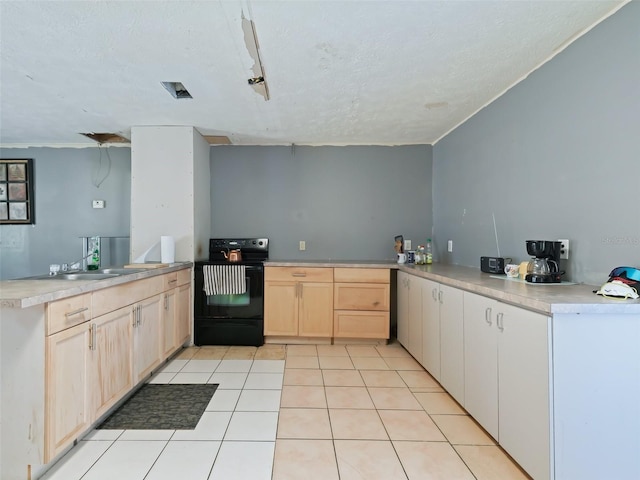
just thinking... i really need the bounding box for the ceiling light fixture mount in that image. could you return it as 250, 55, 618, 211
242, 12, 269, 101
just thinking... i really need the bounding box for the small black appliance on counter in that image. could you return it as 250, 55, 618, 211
194, 238, 268, 346
481, 256, 509, 274
524, 240, 564, 283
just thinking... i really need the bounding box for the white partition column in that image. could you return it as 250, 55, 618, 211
130, 126, 210, 262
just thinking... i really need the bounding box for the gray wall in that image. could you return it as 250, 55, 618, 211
0, 147, 131, 279
432, 1, 640, 286
210, 145, 433, 261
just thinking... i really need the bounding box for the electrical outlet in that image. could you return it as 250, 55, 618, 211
404, 239, 412, 251
558, 239, 569, 260
92, 200, 105, 209
299, 240, 306, 251
447, 240, 453, 252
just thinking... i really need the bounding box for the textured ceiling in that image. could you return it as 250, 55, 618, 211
0, 0, 628, 147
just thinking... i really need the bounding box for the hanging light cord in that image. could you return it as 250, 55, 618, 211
92, 144, 112, 188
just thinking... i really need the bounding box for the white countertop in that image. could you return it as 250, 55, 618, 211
0, 263, 193, 309
5, 259, 636, 315
265, 259, 398, 268
266, 259, 639, 315
399, 263, 640, 315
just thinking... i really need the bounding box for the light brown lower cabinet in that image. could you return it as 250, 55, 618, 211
45, 303, 136, 461
264, 281, 334, 337
163, 272, 192, 357
264, 266, 391, 342
175, 282, 192, 348
133, 294, 164, 383
333, 268, 390, 340
43, 268, 192, 463
264, 267, 334, 338
45, 321, 92, 461
91, 306, 134, 421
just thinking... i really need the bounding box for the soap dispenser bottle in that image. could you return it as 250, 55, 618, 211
87, 236, 101, 270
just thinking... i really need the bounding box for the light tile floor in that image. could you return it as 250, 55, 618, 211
41, 343, 531, 480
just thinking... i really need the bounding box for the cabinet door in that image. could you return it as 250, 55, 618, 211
439, 284, 464, 405
463, 292, 499, 438
45, 322, 91, 461
175, 283, 191, 348
421, 278, 441, 380
407, 276, 423, 360
133, 294, 164, 382
264, 281, 298, 336
299, 282, 333, 337
162, 289, 177, 357
498, 304, 550, 480
91, 307, 134, 420
396, 272, 409, 347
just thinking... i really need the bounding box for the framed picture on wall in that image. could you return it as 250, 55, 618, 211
0, 158, 35, 224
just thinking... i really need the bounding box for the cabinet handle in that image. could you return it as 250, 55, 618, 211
65, 307, 88, 317
438, 290, 443, 304
432, 288, 437, 301
292, 273, 306, 277
497, 312, 504, 332
485, 307, 492, 325
164, 296, 168, 310
137, 305, 142, 327
90, 323, 97, 350
169, 279, 177, 284
89, 324, 93, 350
133, 305, 141, 327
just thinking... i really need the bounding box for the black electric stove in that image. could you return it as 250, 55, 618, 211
194, 238, 268, 346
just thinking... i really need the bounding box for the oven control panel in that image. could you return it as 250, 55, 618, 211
210, 238, 268, 250
209, 238, 269, 262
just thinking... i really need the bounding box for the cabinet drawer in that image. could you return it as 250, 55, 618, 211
163, 272, 179, 291
334, 311, 390, 339
334, 268, 389, 283
46, 293, 92, 335
92, 276, 164, 318
164, 268, 191, 290
334, 283, 390, 311
177, 268, 191, 286
265, 266, 333, 282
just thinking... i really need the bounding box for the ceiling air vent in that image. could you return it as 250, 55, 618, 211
80, 133, 130, 144
161, 81, 193, 99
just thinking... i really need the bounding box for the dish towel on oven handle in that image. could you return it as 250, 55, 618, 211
203, 265, 246, 295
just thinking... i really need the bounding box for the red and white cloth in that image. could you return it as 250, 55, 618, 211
203, 265, 246, 295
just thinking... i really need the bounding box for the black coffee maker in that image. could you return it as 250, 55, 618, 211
525, 240, 563, 283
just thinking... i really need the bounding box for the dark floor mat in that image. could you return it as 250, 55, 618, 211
97, 383, 218, 430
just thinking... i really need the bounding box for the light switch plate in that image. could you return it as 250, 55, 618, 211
404, 239, 412, 251
92, 200, 105, 209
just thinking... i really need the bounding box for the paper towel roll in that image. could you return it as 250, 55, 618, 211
161, 236, 175, 264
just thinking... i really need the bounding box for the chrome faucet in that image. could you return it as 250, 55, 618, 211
52, 253, 94, 275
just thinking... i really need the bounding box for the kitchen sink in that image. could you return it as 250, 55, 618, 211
30, 273, 121, 280
92, 268, 146, 274
19, 267, 148, 280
